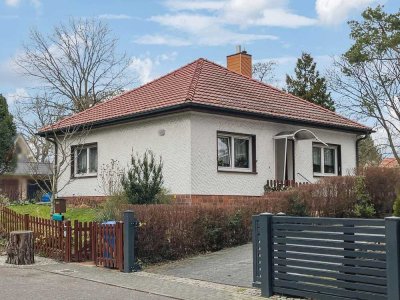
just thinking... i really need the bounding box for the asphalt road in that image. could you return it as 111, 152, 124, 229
0, 267, 170, 300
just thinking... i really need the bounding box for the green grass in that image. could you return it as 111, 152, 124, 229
9, 204, 100, 222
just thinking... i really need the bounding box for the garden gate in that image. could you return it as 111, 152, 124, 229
253, 213, 400, 299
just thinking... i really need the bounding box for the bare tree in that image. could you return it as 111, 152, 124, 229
30, 125, 91, 215
329, 7, 400, 163
13, 94, 68, 163
16, 18, 132, 113
96, 159, 124, 196
252, 61, 276, 84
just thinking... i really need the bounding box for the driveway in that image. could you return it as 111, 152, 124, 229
146, 243, 253, 287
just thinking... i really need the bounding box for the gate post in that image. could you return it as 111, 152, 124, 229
386, 217, 400, 300
259, 213, 273, 297
123, 210, 136, 273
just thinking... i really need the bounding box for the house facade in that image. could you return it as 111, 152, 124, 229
0, 135, 52, 201
38, 50, 371, 203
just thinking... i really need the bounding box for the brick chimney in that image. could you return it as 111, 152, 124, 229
227, 45, 252, 78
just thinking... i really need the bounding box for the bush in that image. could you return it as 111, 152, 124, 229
121, 150, 165, 204
393, 193, 400, 217
96, 192, 128, 222
127, 202, 273, 263
352, 177, 376, 218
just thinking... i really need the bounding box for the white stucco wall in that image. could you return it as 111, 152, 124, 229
190, 112, 358, 196
57, 111, 359, 197
58, 113, 192, 197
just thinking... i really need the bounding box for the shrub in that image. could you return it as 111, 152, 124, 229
285, 191, 309, 216
128, 202, 273, 263
393, 193, 400, 217
352, 177, 376, 218
96, 192, 128, 222
122, 150, 164, 204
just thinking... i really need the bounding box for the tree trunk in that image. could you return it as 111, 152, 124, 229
6, 230, 34, 265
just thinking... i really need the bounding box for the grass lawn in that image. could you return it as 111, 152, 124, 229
9, 204, 100, 222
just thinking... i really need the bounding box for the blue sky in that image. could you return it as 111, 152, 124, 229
0, 0, 398, 104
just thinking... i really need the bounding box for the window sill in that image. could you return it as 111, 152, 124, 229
72, 174, 98, 179
313, 173, 337, 177
218, 169, 258, 175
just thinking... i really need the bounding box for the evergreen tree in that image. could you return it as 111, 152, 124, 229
358, 136, 382, 167
286, 52, 335, 111
0, 94, 17, 174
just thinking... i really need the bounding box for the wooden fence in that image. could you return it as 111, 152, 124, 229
264, 180, 309, 191
0, 206, 124, 270
253, 213, 400, 299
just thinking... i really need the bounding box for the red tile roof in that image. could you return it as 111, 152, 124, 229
380, 158, 399, 168
39, 58, 371, 134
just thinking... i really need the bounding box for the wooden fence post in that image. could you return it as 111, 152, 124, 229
259, 213, 273, 297
386, 216, 400, 300
123, 210, 136, 273
24, 214, 29, 231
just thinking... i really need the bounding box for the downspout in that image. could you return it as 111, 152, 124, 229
356, 134, 369, 170
45, 135, 57, 216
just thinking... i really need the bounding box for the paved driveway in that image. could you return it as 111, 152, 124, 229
146, 243, 253, 287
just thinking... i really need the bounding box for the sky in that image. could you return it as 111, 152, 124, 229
0, 0, 398, 106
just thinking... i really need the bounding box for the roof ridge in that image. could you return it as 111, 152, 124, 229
186, 58, 204, 102
199, 58, 367, 130
40, 59, 201, 132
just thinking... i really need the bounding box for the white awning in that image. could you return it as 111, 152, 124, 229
274, 129, 328, 146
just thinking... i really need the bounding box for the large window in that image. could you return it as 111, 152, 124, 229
313, 145, 337, 176
217, 132, 255, 172
73, 144, 98, 177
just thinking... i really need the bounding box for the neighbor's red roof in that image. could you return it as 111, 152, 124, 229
39, 58, 371, 133
380, 158, 399, 168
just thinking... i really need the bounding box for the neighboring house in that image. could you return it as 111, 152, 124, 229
380, 158, 399, 168
38, 49, 372, 203
0, 134, 52, 201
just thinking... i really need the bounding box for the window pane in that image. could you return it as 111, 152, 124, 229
218, 137, 231, 167
313, 147, 321, 173
89, 147, 98, 173
324, 148, 335, 174
77, 149, 87, 174
234, 138, 249, 168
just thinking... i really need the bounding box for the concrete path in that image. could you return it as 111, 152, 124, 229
146, 243, 253, 288
0, 255, 261, 300
0, 267, 166, 300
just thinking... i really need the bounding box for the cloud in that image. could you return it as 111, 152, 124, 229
98, 14, 132, 20
129, 52, 178, 84
135, 34, 191, 46
137, 0, 317, 47
316, 0, 381, 25
4, 0, 19, 6
6, 88, 29, 103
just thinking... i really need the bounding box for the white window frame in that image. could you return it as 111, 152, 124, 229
217, 133, 253, 172
313, 145, 338, 176
74, 144, 98, 177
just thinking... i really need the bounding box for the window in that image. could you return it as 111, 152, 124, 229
73, 144, 98, 177
217, 133, 255, 172
313, 145, 337, 176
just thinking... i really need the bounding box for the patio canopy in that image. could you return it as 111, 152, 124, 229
274, 129, 328, 145
274, 129, 328, 181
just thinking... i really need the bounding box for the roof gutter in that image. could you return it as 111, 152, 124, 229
356, 133, 370, 170
37, 102, 373, 137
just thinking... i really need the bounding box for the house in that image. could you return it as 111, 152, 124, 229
380, 158, 399, 168
0, 134, 52, 201
38, 49, 372, 204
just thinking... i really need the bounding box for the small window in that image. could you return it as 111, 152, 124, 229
313, 145, 337, 176
74, 144, 98, 177
217, 133, 254, 172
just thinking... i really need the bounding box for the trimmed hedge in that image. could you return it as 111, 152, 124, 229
129, 203, 274, 263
